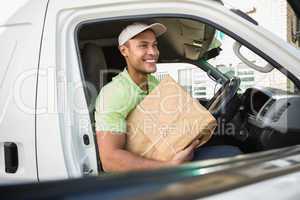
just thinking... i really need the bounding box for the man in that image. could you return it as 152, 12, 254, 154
95, 22, 240, 172
94, 22, 201, 172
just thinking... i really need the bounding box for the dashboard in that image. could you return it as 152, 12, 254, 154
238, 87, 300, 151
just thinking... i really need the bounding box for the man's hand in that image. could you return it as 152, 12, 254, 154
170, 140, 201, 165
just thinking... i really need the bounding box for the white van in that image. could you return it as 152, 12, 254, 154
1, 0, 300, 185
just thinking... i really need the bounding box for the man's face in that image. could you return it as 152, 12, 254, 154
119, 30, 159, 74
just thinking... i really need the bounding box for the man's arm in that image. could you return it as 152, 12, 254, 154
97, 131, 200, 172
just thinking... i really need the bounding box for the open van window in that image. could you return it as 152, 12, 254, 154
75, 16, 300, 173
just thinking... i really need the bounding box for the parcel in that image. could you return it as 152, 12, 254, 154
126, 75, 217, 161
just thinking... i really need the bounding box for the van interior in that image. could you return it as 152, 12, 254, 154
76, 17, 300, 172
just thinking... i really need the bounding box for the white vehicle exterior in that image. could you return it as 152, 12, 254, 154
0, 0, 300, 184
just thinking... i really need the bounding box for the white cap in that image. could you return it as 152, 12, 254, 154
118, 22, 167, 46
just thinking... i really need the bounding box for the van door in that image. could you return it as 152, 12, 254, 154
36, 0, 99, 181
0, 0, 49, 184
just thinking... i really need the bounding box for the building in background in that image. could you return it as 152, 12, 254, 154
287, 3, 300, 48
233, 0, 298, 92
155, 64, 218, 99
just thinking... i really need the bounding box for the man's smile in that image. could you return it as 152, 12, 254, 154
144, 59, 156, 63
143, 57, 158, 64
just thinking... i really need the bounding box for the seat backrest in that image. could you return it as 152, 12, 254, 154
81, 43, 108, 112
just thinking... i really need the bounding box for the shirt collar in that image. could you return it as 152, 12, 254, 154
120, 68, 149, 95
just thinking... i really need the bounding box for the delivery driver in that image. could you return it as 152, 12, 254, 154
95, 22, 241, 172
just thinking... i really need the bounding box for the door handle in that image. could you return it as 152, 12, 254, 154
4, 142, 18, 173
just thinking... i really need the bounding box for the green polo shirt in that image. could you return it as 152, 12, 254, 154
95, 68, 160, 133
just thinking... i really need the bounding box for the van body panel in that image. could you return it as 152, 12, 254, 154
0, 0, 49, 184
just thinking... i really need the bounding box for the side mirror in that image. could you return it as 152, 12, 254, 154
233, 42, 273, 73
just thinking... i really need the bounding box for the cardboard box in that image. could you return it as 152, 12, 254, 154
125, 75, 217, 161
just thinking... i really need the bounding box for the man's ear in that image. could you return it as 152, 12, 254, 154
119, 45, 128, 57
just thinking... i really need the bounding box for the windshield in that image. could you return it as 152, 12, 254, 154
207, 31, 298, 94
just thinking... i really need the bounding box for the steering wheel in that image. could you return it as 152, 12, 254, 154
207, 77, 241, 121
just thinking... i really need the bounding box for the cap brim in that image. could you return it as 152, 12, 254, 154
146, 23, 167, 37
